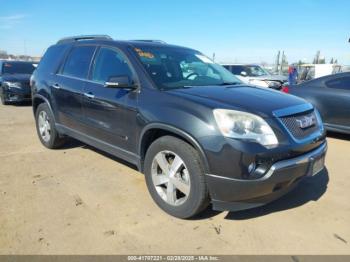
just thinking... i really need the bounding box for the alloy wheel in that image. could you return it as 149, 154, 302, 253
151, 150, 191, 206
38, 111, 51, 142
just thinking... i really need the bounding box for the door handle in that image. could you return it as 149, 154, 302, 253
52, 83, 61, 89
84, 92, 95, 99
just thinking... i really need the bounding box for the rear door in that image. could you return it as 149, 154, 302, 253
53, 45, 96, 131
81, 46, 139, 153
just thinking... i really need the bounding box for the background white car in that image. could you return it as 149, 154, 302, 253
222, 63, 287, 89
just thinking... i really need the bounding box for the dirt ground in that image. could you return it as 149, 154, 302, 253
0, 103, 349, 255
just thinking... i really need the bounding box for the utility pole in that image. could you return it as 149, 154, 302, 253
275, 51, 280, 73
280, 51, 284, 73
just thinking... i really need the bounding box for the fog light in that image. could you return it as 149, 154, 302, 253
9, 94, 19, 100
248, 163, 256, 173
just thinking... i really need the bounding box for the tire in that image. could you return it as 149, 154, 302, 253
0, 91, 8, 105
35, 103, 66, 149
144, 136, 210, 218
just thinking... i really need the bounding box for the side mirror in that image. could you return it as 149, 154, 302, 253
104, 75, 137, 89
240, 71, 247, 77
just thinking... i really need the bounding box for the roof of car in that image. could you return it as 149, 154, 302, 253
299, 71, 350, 85
54, 36, 196, 52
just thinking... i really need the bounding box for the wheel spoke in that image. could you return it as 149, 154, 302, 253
153, 174, 169, 186
169, 155, 183, 175
166, 181, 177, 205
170, 177, 190, 195
38, 115, 44, 126
155, 153, 169, 174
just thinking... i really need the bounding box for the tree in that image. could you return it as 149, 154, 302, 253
0, 50, 8, 59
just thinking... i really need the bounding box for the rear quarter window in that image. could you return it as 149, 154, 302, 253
37, 45, 69, 74
61, 45, 96, 79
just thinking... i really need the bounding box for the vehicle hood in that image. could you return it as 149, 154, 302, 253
168, 84, 308, 118
247, 74, 288, 82
1, 74, 31, 82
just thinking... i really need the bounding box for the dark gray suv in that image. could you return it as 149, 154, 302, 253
31, 35, 327, 218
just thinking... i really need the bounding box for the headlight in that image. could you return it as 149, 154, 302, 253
213, 109, 278, 147
4, 81, 22, 89
265, 80, 281, 88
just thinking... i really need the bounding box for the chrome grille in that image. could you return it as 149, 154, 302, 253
280, 110, 319, 139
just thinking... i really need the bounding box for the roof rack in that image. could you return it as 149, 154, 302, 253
57, 35, 113, 44
131, 40, 167, 44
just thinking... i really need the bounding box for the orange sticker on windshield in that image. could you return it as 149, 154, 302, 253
135, 48, 155, 59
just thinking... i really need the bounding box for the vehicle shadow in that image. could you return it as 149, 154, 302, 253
224, 168, 329, 220
58, 138, 139, 171
327, 131, 350, 141
7, 101, 32, 107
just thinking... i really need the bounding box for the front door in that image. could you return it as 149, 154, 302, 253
82, 46, 139, 153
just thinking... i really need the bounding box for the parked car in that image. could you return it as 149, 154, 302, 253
31, 35, 327, 218
283, 72, 350, 134
222, 64, 288, 89
0, 60, 36, 105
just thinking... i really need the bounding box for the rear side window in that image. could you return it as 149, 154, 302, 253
326, 77, 350, 90
37, 45, 69, 74
62, 46, 96, 79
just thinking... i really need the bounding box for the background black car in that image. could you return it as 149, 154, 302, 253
284, 72, 350, 135
0, 60, 36, 105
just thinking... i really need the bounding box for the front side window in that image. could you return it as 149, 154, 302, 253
62, 46, 96, 79
2, 62, 36, 74
326, 77, 350, 90
92, 47, 133, 83
132, 46, 241, 90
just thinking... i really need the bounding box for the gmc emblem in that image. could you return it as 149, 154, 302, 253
296, 115, 316, 129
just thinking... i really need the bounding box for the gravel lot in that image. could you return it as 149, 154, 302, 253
0, 103, 349, 255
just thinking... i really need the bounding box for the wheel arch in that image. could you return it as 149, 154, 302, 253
138, 123, 209, 173
33, 94, 51, 113
32, 94, 57, 122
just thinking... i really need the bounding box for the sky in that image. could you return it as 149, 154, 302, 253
0, 0, 349, 64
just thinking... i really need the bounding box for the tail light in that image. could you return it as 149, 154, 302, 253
281, 86, 289, 93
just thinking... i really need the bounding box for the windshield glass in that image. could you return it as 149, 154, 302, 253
133, 46, 241, 90
245, 65, 269, 77
2, 62, 36, 74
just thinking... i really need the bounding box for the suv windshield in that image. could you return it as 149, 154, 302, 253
133, 46, 241, 90
2, 62, 36, 74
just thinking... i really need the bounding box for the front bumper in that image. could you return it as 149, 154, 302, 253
3, 89, 31, 102
206, 141, 327, 211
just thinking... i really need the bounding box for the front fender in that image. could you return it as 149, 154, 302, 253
139, 123, 210, 173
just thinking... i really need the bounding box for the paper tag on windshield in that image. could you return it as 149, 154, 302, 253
195, 54, 214, 64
